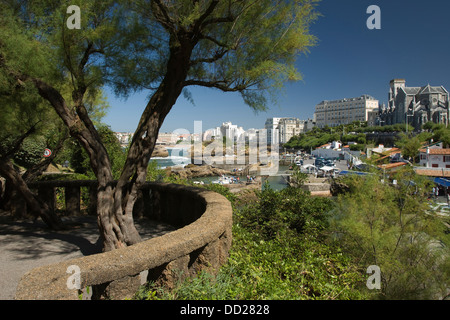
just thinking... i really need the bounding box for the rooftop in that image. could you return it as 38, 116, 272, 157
418, 148, 450, 155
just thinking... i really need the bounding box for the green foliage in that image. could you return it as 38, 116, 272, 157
57, 124, 125, 178
284, 123, 415, 150
332, 169, 450, 299
136, 186, 369, 300
140, 223, 366, 300
237, 186, 332, 240
290, 166, 308, 187
395, 133, 423, 163
109, 0, 320, 111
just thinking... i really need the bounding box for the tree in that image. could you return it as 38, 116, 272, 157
1, 0, 319, 251
332, 169, 450, 299
0, 69, 67, 227
395, 133, 422, 163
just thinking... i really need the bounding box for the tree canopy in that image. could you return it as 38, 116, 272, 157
1, 0, 321, 250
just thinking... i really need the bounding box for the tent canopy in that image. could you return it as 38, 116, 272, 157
434, 177, 450, 187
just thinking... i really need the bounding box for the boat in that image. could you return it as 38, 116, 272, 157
212, 175, 233, 185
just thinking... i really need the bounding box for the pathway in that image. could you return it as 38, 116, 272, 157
0, 212, 174, 300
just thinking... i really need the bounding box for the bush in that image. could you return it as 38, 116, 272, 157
136, 185, 369, 300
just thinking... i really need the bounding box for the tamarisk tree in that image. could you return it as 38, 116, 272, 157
1, 0, 319, 251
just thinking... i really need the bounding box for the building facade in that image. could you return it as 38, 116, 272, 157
278, 118, 306, 144
265, 117, 308, 145
114, 132, 134, 147
379, 79, 449, 130
419, 143, 450, 169
265, 117, 281, 144
203, 122, 245, 141
314, 95, 379, 128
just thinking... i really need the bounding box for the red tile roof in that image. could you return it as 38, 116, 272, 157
419, 148, 450, 155
378, 162, 408, 170
415, 168, 450, 177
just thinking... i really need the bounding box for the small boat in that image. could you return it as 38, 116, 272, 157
212, 175, 234, 185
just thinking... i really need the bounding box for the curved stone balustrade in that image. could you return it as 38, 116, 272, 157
14, 182, 233, 300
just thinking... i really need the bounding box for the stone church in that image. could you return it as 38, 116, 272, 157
379, 79, 449, 130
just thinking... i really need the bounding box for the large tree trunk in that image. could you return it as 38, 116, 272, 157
99, 38, 194, 252
33, 79, 143, 251
32, 32, 195, 251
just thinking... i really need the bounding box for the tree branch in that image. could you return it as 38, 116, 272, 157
189, 48, 228, 65
197, 33, 230, 48
183, 79, 244, 92
0, 123, 39, 161
192, 0, 220, 34
151, 0, 176, 33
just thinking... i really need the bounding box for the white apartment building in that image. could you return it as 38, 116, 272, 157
203, 122, 245, 141
265, 117, 281, 144
314, 95, 379, 128
265, 117, 307, 145
278, 118, 305, 144
220, 122, 245, 141
114, 132, 134, 147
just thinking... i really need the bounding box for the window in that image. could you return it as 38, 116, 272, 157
444, 156, 450, 162
420, 154, 427, 160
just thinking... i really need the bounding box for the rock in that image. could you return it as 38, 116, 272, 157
168, 165, 231, 180
152, 145, 169, 157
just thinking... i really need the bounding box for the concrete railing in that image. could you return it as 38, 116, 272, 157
14, 181, 233, 300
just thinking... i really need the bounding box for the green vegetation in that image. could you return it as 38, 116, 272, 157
136, 186, 370, 300
332, 168, 450, 299
135, 165, 449, 300
284, 121, 414, 151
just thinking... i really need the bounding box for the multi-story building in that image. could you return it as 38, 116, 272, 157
219, 122, 245, 141
114, 132, 134, 147
156, 132, 178, 145
265, 117, 311, 144
314, 95, 379, 128
265, 117, 282, 144
278, 118, 305, 144
203, 122, 245, 141
379, 79, 449, 130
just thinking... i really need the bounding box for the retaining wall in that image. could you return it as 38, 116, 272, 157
14, 182, 233, 300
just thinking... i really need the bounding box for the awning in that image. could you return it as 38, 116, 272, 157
338, 170, 370, 176
433, 177, 450, 187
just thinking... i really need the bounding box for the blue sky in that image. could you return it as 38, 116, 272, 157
103, 0, 450, 134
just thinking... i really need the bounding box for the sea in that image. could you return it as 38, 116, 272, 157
150, 146, 191, 169
150, 146, 289, 190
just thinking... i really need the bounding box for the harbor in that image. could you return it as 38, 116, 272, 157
150, 145, 350, 193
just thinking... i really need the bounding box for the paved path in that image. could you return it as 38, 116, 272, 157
0, 213, 174, 300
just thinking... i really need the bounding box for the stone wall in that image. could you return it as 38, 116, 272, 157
14, 182, 233, 300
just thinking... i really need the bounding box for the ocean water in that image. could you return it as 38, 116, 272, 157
150, 146, 289, 190
150, 147, 191, 169
190, 166, 290, 191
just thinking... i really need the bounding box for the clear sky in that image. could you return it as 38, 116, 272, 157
102, 0, 450, 134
